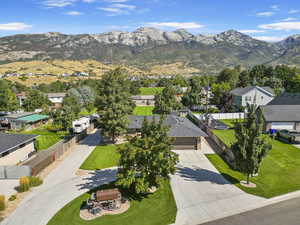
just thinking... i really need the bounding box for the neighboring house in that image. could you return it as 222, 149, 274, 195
16, 92, 26, 106
128, 114, 208, 150
0, 112, 49, 130
0, 133, 37, 166
230, 86, 274, 109
131, 95, 155, 106
46, 93, 66, 109
262, 93, 300, 131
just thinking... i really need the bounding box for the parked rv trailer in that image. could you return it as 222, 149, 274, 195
72, 117, 90, 134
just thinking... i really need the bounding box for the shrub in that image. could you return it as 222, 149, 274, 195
29, 176, 43, 187
18, 176, 30, 192
0, 195, 5, 211
8, 195, 16, 201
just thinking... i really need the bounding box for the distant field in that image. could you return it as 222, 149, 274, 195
139, 87, 164, 95
133, 106, 154, 116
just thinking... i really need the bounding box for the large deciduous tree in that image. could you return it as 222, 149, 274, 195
23, 90, 51, 112
96, 68, 134, 142
232, 104, 272, 184
0, 88, 19, 112
153, 86, 181, 114
117, 117, 179, 193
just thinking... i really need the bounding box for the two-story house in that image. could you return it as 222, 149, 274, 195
230, 86, 274, 110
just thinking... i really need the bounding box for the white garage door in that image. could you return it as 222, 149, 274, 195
271, 122, 295, 130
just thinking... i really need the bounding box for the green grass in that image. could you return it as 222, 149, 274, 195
219, 119, 244, 128
209, 129, 300, 198
80, 145, 121, 170
47, 180, 177, 225
139, 87, 164, 95
16, 125, 68, 151
133, 106, 154, 116
212, 129, 236, 147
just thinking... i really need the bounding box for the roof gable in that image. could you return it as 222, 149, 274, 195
230, 86, 274, 97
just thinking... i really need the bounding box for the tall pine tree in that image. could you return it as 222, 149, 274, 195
96, 68, 134, 142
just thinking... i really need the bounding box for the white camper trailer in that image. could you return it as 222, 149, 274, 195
72, 117, 90, 134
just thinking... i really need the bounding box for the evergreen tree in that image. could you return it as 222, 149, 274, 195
181, 77, 204, 110
153, 86, 181, 114
117, 117, 179, 193
96, 68, 134, 142
232, 104, 272, 184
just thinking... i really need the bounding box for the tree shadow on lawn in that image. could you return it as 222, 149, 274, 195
75, 169, 150, 202
177, 166, 240, 185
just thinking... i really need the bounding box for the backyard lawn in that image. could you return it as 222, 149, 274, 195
80, 145, 121, 170
139, 87, 164, 95
16, 125, 68, 151
209, 129, 300, 198
47, 180, 177, 225
79, 107, 97, 116
133, 106, 154, 116
219, 119, 243, 128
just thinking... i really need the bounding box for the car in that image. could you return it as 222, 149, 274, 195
277, 129, 300, 143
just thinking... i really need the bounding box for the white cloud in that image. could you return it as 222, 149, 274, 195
282, 17, 297, 21
258, 21, 300, 31
65, 11, 83, 15
112, 3, 136, 10
289, 10, 300, 14
271, 5, 279, 10
253, 36, 285, 42
146, 22, 204, 29
106, 0, 128, 2
0, 22, 32, 31
43, 0, 76, 7
239, 29, 265, 34
98, 3, 137, 15
256, 11, 274, 17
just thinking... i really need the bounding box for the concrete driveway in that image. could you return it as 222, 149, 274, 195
171, 149, 265, 225
1, 130, 118, 225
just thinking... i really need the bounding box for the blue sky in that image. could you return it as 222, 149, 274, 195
1, 0, 300, 42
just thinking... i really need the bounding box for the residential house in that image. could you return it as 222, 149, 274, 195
131, 95, 155, 106
0, 133, 37, 166
230, 86, 274, 109
47, 93, 66, 109
0, 112, 49, 130
262, 93, 300, 131
128, 114, 208, 150
16, 92, 26, 106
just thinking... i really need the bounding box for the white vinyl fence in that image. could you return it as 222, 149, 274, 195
194, 112, 245, 121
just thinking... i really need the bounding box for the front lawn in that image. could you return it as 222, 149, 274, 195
212, 129, 236, 147
219, 119, 243, 128
79, 107, 97, 116
80, 145, 121, 170
133, 106, 154, 116
209, 129, 300, 198
47, 180, 177, 225
139, 87, 164, 95
16, 125, 68, 151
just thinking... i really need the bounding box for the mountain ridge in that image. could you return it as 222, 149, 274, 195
0, 27, 299, 74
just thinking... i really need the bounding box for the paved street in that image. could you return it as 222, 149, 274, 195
1, 130, 117, 225
202, 197, 300, 225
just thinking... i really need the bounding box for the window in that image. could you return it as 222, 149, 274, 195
261, 96, 264, 100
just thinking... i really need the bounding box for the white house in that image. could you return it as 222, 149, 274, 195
230, 86, 274, 109
46, 93, 66, 109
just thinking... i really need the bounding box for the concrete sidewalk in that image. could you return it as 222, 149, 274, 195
1, 130, 118, 225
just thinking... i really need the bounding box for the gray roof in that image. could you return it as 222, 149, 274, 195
46, 93, 66, 98
267, 93, 300, 105
0, 133, 37, 155
128, 115, 208, 138
261, 105, 300, 122
230, 86, 274, 97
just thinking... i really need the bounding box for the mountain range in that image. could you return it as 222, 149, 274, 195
1, 27, 300, 74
